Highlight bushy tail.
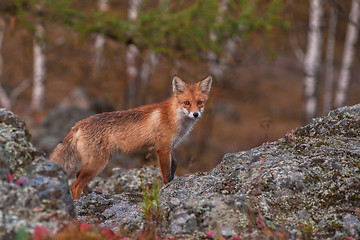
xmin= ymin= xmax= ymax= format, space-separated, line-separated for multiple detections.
xmin=50 ymin=135 xmax=80 ymax=177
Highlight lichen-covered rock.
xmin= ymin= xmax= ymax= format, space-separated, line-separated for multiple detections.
xmin=88 ymin=166 xmax=163 ymax=195
xmin=0 ymin=109 xmax=74 ymax=240
xmin=74 ymin=166 xmax=162 ymax=235
xmin=158 ymin=104 xmax=360 ymax=239
xmin=75 ymin=192 xmax=143 ymax=235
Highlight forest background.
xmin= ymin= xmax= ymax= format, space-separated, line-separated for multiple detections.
xmin=0 ymin=0 xmax=359 ymax=173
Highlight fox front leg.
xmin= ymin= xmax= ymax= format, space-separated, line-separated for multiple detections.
xmin=156 ymin=148 xmax=173 ymax=184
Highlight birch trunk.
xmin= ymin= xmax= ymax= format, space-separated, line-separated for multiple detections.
xmin=334 ymin=0 xmax=360 ymax=108
xmin=139 ymin=0 xmax=164 ymax=91
xmin=93 ymin=0 xmax=108 ymax=73
xmin=207 ymin=0 xmax=235 ymax=81
xmin=323 ymin=5 xmax=337 ymax=114
xmin=126 ymin=0 xmax=143 ymax=107
xmin=140 ymin=51 xmax=159 ymax=86
xmin=0 ymin=16 xmax=11 ymax=110
xmin=30 ymin=21 xmax=46 ymax=111
xmin=303 ymin=0 xmax=324 ymax=123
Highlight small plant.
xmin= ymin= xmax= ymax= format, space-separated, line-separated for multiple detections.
xmin=298 ymin=220 xmax=314 ymax=240
xmin=140 ymin=180 xmax=165 ymax=239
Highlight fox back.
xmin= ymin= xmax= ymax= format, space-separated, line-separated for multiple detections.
xmin=50 ymin=75 xmax=212 ymax=199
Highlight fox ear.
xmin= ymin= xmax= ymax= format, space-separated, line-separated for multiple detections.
xmin=198 ymin=75 xmax=212 ymax=94
xmin=172 ymin=76 xmax=186 ymax=94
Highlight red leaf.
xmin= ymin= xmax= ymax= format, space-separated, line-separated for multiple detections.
xmin=256 ymin=218 xmax=265 ymax=227
xmin=33 ymin=226 xmax=52 ymax=240
xmin=7 ymin=171 xmax=13 ymax=182
xmin=79 ymin=223 xmax=89 ymax=231
xmin=232 ymin=236 xmax=244 ymax=240
xmin=206 ymin=231 xmax=215 ymax=238
xmin=103 ymin=228 xmax=115 ymax=239
xmin=14 ymin=177 xmax=28 ymax=186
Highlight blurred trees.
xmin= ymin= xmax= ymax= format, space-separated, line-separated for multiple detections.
xmin=0 ymin=0 xmax=286 ymax=111
xmin=303 ymin=0 xmax=323 ymax=123
xmin=302 ymin=0 xmax=360 ymax=122
xmin=30 ymin=20 xmax=46 ymax=111
xmin=334 ymin=0 xmax=360 ymax=108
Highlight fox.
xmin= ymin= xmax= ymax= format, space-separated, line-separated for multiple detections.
xmin=50 ymin=75 xmax=212 ymax=199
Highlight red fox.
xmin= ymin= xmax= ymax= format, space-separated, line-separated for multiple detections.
xmin=50 ymin=75 xmax=212 ymax=199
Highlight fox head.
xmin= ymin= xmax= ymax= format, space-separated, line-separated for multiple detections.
xmin=172 ymin=75 xmax=212 ymax=119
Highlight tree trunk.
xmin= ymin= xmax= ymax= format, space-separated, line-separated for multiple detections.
xmin=323 ymin=4 xmax=337 ymax=114
xmin=334 ymin=0 xmax=360 ymax=108
xmin=303 ymin=0 xmax=324 ymax=123
xmin=0 ymin=16 xmax=11 ymax=110
xmin=93 ymin=0 xmax=108 ymax=74
xmin=30 ymin=21 xmax=46 ymax=111
xmin=207 ymin=0 xmax=235 ymax=81
xmin=126 ymin=0 xmax=143 ymax=108
xmin=139 ymin=51 xmax=160 ymax=104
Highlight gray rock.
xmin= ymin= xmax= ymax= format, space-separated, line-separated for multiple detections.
xmin=156 ymin=104 xmax=360 ymax=239
xmin=0 ymin=109 xmax=74 ymax=240
xmin=75 ymin=192 xmax=143 ymax=235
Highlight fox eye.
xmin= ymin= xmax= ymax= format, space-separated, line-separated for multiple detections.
xmin=197 ymin=100 xmax=203 ymax=105
xmin=184 ymin=101 xmax=190 ymax=106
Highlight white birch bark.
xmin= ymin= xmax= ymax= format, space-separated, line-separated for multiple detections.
xmin=334 ymin=0 xmax=360 ymax=108
xmin=126 ymin=0 xmax=143 ymax=107
xmin=138 ymin=0 xmax=166 ymax=95
xmin=30 ymin=21 xmax=46 ymax=111
xmin=93 ymin=0 xmax=108 ymax=71
xmin=207 ymin=0 xmax=235 ymax=81
xmin=323 ymin=5 xmax=337 ymax=114
xmin=303 ymin=0 xmax=324 ymax=123
xmin=0 ymin=16 xmax=11 ymax=110
xmin=140 ymin=51 xmax=159 ymax=86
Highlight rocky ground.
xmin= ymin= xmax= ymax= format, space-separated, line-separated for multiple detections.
xmin=0 ymin=105 xmax=359 ymax=239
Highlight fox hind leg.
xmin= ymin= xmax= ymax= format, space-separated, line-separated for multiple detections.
xmin=75 ymin=171 xmax=92 ymax=195
xmin=71 ymin=166 xmax=100 ymax=200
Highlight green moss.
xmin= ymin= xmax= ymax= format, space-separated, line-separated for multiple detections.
xmin=331 ymin=221 xmax=342 ymax=229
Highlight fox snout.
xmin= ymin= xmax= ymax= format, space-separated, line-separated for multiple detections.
xmin=189 ymin=110 xmax=201 ymax=119
xmin=181 ymin=107 xmax=203 ymax=119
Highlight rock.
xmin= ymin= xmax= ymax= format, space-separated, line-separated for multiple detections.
xmin=73 ymin=166 xmax=162 ymax=235
xmin=75 ymin=193 xmax=143 ymax=235
xmin=157 ymin=104 xmax=360 ymax=239
xmin=0 ymin=109 xmax=74 ymax=240
xmin=87 ymin=166 xmax=163 ymax=195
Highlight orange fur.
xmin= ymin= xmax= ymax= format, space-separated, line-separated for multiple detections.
xmin=50 ymin=76 xmax=212 ymax=199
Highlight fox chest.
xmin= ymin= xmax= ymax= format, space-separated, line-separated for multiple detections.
xmin=171 ymin=118 xmax=197 ymax=148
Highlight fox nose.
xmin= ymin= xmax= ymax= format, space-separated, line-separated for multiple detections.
xmin=193 ymin=112 xmax=199 ymax=118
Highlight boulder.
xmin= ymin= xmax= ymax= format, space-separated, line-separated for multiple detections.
xmin=158 ymin=104 xmax=360 ymax=239
xmin=0 ymin=109 xmax=74 ymax=240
